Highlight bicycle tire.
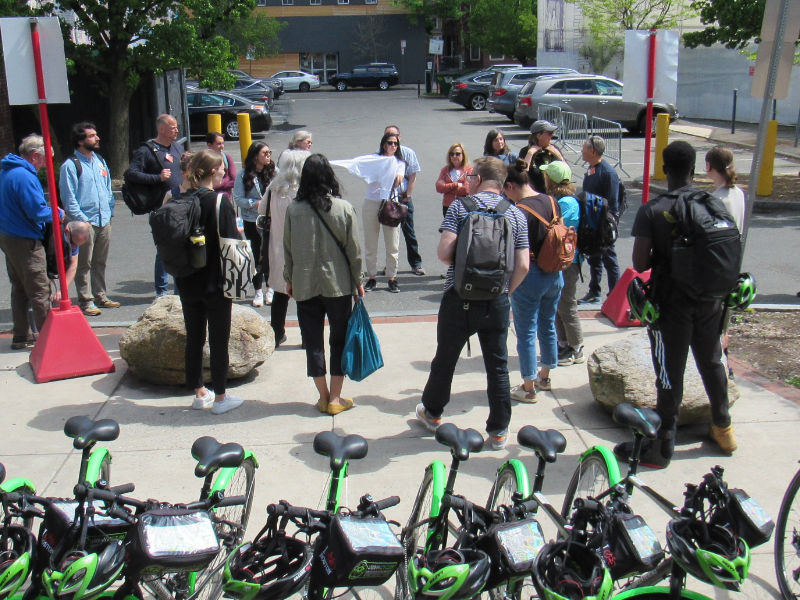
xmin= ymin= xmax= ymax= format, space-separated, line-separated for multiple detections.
xmin=776 ymin=466 xmax=800 ymax=600
xmin=341 ymin=585 xmax=394 ymax=600
xmin=561 ymin=452 xmax=612 ymax=519
xmin=486 ymin=462 xmax=526 ymax=512
xmin=611 ymin=586 xmax=713 ymax=600
xmin=396 ymin=466 xmax=440 ymax=600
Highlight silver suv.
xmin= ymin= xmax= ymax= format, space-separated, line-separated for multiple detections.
xmin=486 ymin=67 xmax=577 ymax=120
xmin=514 ymin=73 xmax=678 ymax=134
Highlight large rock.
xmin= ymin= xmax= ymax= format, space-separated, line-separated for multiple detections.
xmin=587 ymin=330 xmax=739 ymax=425
xmin=119 ymin=296 xmax=274 ymax=385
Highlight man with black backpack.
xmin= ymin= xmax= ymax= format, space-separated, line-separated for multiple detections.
xmin=415 ymin=157 xmax=529 ymax=451
xmin=615 ymin=141 xmax=740 ymax=469
xmin=124 ymin=114 xmax=184 ymax=298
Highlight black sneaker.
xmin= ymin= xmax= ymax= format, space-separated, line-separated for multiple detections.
xmin=364 ymin=278 xmax=377 ymax=292
xmin=578 ymin=293 xmax=600 ymax=304
xmin=388 ymin=279 xmax=400 ymax=293
xmin=558 ymin=346 xmax=576 ymax=366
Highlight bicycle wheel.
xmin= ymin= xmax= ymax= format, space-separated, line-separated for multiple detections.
xmin=561 ymin=452 xmax=612 ymax=519
xmin=486 ymin=462 xmax=527 ymax=512
xmin=776 ymin=467 xmax=800 ymax=600
xmin=611 ymin=586 xmax=713 ymax=600
xmin=342 ymin=585 xmax=395 ymax=600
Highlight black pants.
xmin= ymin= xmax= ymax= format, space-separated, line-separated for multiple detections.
xmin=400 ymin=197 xmax=422 ymax=269
xmin=243 ymin=220 xmax=264 ymax=289
xmin=647 ymin=287 xmax=730 ymax=434
xmin=271 ymin=291 xmax=290 ymax=341
xmin=296 ymin=295 xmax=352 ymax=377
xmin=180 ymin=291 xmax=232 ymax=396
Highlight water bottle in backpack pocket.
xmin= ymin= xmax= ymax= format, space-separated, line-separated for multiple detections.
xmin=149 ymin=190 xmax=205 ymax=278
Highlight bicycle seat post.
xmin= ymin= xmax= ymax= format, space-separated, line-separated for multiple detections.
xmin=626 ymin=432 xmax=646 ymax=493
xmin=78 ymin=441 xmax=96 ymax=485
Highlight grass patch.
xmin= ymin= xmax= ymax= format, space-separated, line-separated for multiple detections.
xmin=786 ymin=376 xmax=800 ymax=389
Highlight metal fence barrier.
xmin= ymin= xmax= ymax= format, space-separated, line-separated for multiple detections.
xmin=560 ymin=111 xmax=589 ymax=154
xmin=537 ymin=104 xmax=562 ymax=138
xmin=589 ymin=116 xmax=629 ymax=177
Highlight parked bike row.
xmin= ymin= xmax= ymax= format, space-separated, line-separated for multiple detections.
xmin=1 ymin=403 xmax=793 ymax=600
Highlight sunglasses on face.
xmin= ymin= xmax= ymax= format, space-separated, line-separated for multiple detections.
xmin=385 ymin=141 xmax=399 ymax=146
xmin=449 ymin=151 xmax=463 ymax=156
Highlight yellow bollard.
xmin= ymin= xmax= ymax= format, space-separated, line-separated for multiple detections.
xmin=757 ymin=120 xmax=778 ymax=196
xmin=237 ymin=113 xmax=252 ymax=163
xmin=653 ymin=113 xmax=670 ymax=180
xmin=207 ymin=114 xmax=222 ymax=137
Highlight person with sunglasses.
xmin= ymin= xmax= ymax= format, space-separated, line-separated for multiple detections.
xmin=435 ymin=143 xmax=473 ymax=217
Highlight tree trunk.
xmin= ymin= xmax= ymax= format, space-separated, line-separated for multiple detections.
xmin=107 ymin=74 xmax=134 ymax=178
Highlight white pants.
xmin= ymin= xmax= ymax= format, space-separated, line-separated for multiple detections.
xmin=362 ymin=200 xmax=399 ymax=279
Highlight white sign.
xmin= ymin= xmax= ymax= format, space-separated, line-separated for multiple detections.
xmin=400 ymin=39 xmax=407 ymax=49
xmin=0 ymin=17 xmax=70 ymax=105
xmin=622 ymin=30 xmax=679 ymax=106
xmin=428 ymin=38 xmax=444 ymax=56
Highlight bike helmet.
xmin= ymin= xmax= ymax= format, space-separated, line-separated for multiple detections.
xmin=41 ymin=540 xmax=126 ymax=600
xmin=0 ymin=525 xmax=35 ymax=599
xmin=408 ymin=548 xmax=490 ymax=600
xmin=666 ymin=517 xmax=750 ymax=591
xmin=532 ymin=540 xmax=612 ymax=600
xmin=726 ymin=273 xmax=756 ymax=311
xmin=627 ymin=277 xmax=659 ymax=325
xmin=223 ymin=537 xmax=313 ymax=600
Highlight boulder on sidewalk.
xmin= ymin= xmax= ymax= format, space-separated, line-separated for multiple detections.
xmin=119 ymin=296 xmax=274 ymax=385
xmin=587 ymin=330 xmax=739 ymax=425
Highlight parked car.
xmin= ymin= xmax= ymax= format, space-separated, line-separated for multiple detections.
xmin=228 ymin=69 xmax=284 ymax=98
xmin=269 ymin=70 xmax=320 ymax=92
xmin=230 ymin=79 xmax=275 ymax=106
xmin=186 ymin=90 xmax=271 ymax=140
xmin=513 ymin=73 xmax=679 ymax=134
xmin=448 ymin=69 xmax=495 ymax=111
xmin=486 ymin=67 xmax=577 ymax=120
xmin=328 ymin=63 xmax=399 ymax=91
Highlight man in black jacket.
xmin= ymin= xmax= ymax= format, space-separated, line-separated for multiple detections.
xmin=125 ymin=114 xmax=184 ymax=298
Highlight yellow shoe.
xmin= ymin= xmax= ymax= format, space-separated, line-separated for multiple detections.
xmin=710 ymin=424 xmax=738 ymax=455
xmin=316 ymin=398 xmax=328 ymax=413
xmin=95 ymin=298 xmax=121 ymax=308
xmin=327 ymin=398 xmax=354 ymax=415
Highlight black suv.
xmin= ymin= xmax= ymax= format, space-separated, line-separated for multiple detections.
xmin=328 ymin=63 xmax=400 ymax=91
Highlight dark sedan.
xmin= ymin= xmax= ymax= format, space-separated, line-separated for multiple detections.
xmin=186 ymin=90 xmax=271 ymax=140
xmin=230 ymin=79 xmax=274 ymax=106
xmin=448 ymin=70 xmax=495 ymax=111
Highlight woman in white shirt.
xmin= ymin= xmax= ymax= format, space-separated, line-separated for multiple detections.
xmin=706 ymin=145 xmax=745 ymax=230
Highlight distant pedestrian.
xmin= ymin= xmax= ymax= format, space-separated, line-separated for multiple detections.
xmin=206 ymin=132 xmax=236 ymax=201
xmin=706 ymin=146 xmax=744 ymax=230
xmin=59 ymin=122 xmax=119 ymax=316
xmin=233 ymin=141 xmax=275 ymax=308
xmin=262 ymin=149 xmax=311 ymax=346
xmin=51 ymin=220 xmax=91 ymax=304
xmin=284 ymin=154 xmax=364 ymax=415
xmin=519 ymin=120 xmax=564 ymax=194
xmin=0 ymin=135 xmax=52 ymax=349
xmin=384 ymin=125 xmax=424 ymax=276
xmin=483 ymin=130 xmax=518 ymax=166
xmin=177 ymin=149 xmax=243 ymax=415
xmin=125 ymin=114 xmax=184 ymax=298
xmin=435 ymin=143 xmax=472 ymax=217
xmin=579 ymin=135 xmax=621 ymax=303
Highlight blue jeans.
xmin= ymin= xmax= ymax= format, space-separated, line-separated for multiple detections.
xmin=422 ymin=289 xmax=512 ymax=434
xmin=511 ymin=265 xmax=563 ymax=381
xmin=587 ymin=245 xmax=620 ymax=297
xmin=401 ymin=197 xmax=422 ymax=269
xmin=154 ymin=249 xmax=170 ymax=296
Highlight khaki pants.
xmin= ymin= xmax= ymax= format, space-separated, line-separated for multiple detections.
xmin=362 ymin=201 xmax=399 ymax=279
xmin=76 ymin=222 xmax=112 ymax=307
xmin=0 ymin=233 xmax=50 ymax=341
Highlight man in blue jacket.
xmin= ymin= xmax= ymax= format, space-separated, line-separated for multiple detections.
xmin=0 ymin=135 xmax=53 ymax=349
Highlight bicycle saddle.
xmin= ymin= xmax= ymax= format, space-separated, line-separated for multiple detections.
xmin=613 ymin=403 xmax=660 ymax=439
xmin=64 ymin=416 xmax=121 ymax=449
xmin=191 ymin=436 xmax=245 ymax=477
xmin=313 ymin=431 xmax=367 ymax=472
xmin=517 ymin=426 xmax=566 ymax=463
xmin=435 ymin=424 xmax=484 ymax=461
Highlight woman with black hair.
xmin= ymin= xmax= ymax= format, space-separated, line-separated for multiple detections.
xmin=233 ymin=141 xmax=276 ymax=307
xmin=483 ymin=129 xmax=518 ymax=166
xmin=284 ymin=154 xmax=364 ymax=415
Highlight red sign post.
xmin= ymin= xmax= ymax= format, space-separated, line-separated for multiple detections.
xmin=640 ymin=29 xmax=657 ymax=206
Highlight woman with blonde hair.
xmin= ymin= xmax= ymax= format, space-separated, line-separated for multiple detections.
xmin=261 ymin=149 xmax=311 ymax=346
xmin=706 ymin=145 xmax=744 ymax=230
xmin=177 ymin=149 xmax=243 ymax=414
xmin=435 ymin=143 xmax=473 ymax=217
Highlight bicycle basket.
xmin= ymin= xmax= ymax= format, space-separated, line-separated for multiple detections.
xmin=128 ymin=508 xmax=219 ymax=573
xmin=311 ymin=514 xmax=403 ymax=586
xmin=713 ymin=488 xmax=774 ymax=548
xmin=479 ymin=518 xmax=545 ymax=587
xmin=600 ymin=511 xmax=663 ymax=580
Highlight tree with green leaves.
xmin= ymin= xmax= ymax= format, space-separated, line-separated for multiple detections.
xmin=468 ymin=0 xmax=537 ymax=65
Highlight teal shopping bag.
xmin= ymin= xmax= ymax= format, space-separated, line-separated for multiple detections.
xmin=341 ymin=300 xmax=384 ymax=381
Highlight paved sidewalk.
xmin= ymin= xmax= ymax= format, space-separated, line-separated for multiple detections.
xmin=1 ymin=311 xmax=799 ymax=598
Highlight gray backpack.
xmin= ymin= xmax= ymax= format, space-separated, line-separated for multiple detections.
xmin=454 ymin=196 xmax=514 ymax=300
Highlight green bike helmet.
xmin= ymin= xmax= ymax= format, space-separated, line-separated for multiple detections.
xmin=223 ymin=536 xmax=313 ymax=600
xmin=666 ymin=517 xmax=750 ymax=591
xmin=532 ymin=541 xmax=613 ymax=600
xmin=0 ymin=525 xmax=35 ymax=599
xmin=408 ymin=548 xmax=490 ymax=600
xmin=627 ymin=277 xmax=659 ymax=325
xmin=41 ymin=541 xmax=126 ymax=600
xmin=726 ymin=273 xmax=756 ymax=311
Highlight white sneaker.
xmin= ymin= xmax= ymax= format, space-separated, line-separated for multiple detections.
xmin=192 ymin=390 xmax=215 ymax=410
xmin=252 ymin=290 xmax=264 ymax=307
xmin=265 ymin=288 xmax=274 ymax=305
xmin=211 ymin=394 xmax=244 ymax=415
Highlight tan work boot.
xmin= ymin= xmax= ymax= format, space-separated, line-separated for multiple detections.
xmin=710 ymin=424 xmax=738 ymax=455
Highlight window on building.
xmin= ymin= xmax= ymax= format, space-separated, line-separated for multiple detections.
xmin=488 ymin=54 xmax=505 ymax=61
xmin=310 ymin=0 xmax=321 ymax=4
xmin=257 ymin=0 xmax=267 ymax=5
xmin=365 ymin=0 xmax=378 ymax=4
xmin=282 ymin=0 xmax=293 ymax=4
xmin=338 ymin=0 xmax=349 ymax=4
xmin=469 ymin=45 xmax=480 ymax=61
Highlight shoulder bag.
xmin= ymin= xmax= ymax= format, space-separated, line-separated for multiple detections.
xmin=257 ymin=189 xmax=271 ymax=281
xmin=216 ymin=194 xmax=256 ymax=299
xmin=377 ymin=189 xmax=408 ymax=227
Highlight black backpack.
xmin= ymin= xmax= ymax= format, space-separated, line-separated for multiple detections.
xmin=576 ymin=191 xmax=618 ymax=257
xmin=149 ymin=190 xmax=204 ymax=278
xmin=453 ymin=196 xmax=514 ymax=300
xmin=122 ymin=142 xmax=169 ymax=215
xmin=669 ymin=190 xmax=741 ymax=300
